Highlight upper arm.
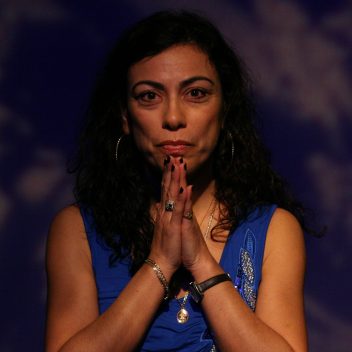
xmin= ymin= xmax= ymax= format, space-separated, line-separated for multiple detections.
xmin=255 ymin=208 xmax=307 ymax=351
xmin=45 ymin=205 xmax=99 ymax=352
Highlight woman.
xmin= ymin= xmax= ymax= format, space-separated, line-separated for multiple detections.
xmin=46 ymin=11 xmax=307 ymax=351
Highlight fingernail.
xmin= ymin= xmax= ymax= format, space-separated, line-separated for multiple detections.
xmin=171 ymin=164 xmax=175 ymax=172
xmin=164 ymin=155 xmax=170 ymax=166
xmin=179 ymin=187 xmax=184 ymax=194
xmin=184 ymin=163 xmax=187 ymax=171
xmin=179 ymin=157 xmax=183 ymax=164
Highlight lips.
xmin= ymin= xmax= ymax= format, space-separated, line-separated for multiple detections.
xmin=157 ymin=140 xmax=192 ymax=156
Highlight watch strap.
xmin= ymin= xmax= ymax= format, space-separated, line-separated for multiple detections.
xmin=197 ymin=273 xmax=232 ymax=293
xmin=189 ymin=273 xmax=232 ymax=303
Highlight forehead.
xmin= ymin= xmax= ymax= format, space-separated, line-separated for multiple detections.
xmin=127 ymin=44 xmax=219 ymax=85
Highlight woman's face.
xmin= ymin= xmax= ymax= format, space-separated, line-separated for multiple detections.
xmin=124 ymin=44 xmax=223 ymax=174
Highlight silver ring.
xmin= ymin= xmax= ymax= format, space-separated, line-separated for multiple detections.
xmin=165 ymin=200 xmax=175 ymax=212
xmin=183 ymin=211 xmax=193 ymax=220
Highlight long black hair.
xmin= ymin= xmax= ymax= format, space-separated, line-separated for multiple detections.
xmin=70 ymin=10 xmax=313 ymax=273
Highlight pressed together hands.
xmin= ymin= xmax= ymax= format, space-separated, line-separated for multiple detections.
xmin=45 ymin=158 xmax=306 ymax=352
xmin=149 ymin=156 xmax=220 ymax=281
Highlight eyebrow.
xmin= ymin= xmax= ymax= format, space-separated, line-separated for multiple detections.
xmin=131 ymin=76 xmax=215 ymax=92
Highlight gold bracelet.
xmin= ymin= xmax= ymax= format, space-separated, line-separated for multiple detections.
xmin=145 ymin=258 xmax=169 ymax=300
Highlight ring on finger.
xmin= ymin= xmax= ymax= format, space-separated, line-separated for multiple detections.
xmin=183 ymin=210 xmax=193 ymax=220
xmin=165 ymin=199 xmax=176 ymax=212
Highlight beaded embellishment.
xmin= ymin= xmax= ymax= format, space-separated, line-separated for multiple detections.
xmin=201 ymin=328 xmax=217 ymax=351
xmin=234 ymin=229 xmax=257 ymax=311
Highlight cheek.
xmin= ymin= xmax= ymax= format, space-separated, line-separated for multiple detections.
xmin=202 ymin=115 xmax=222 ymax=150
xmin=129 ymin=123 xmax=150 ymax=148
xmin=200 ymin=109 xmax=222 ymax=135
xmin=125 ymin=107 xmax=151 ymax=136
xmin=125 ymin=114 xmax=157 ymax=153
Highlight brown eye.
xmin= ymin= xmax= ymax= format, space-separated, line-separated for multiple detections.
xmin=145 ymin=92 xmax=156 ymax=100
xmin=134 ymin=91 xmax=161 ymax=105
xmin=190 ymin=89 xmax=204 ymax=97
xmin=186 ymin=88 xmax=209 ymax=102
xmin=138 ymin=91 xmax=156 ymax=101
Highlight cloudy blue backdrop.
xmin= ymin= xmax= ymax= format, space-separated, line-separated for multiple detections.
xmin=0 ymin=1 xmax=351 ymax=351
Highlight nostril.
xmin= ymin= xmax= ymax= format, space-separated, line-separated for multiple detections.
xmin=162 ymin=114 xmax=187 ymax=130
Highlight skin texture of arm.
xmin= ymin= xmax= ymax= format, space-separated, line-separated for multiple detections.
xmin=166 ymin=158 xmax=307 ymax=351
xmin=46 ymin=159 xmax=307 ymax=351
xmin=45 ymin=205 xmax=176 ymax=352
xmin=45 ymin=161 xmax=186 ymax=351
xmin=190 ymin=208 xmax=307 ymax=352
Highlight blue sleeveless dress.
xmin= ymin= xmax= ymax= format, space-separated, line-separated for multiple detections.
xmin=81 ymin=204 xmax=277 ymax=351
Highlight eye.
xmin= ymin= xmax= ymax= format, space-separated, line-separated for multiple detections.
xmin=186 ymin=88 xmax=209 ymax=101
xmin=137 ymin=91 xmax=156 ymax=101
xmin=190 ymin=89 xmax=204 ymax=97
xmin=134 ymin=91 xmax=160 ymax=105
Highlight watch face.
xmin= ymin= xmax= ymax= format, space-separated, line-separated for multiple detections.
xmin=189 ymin=283 xmax=202 ymax=303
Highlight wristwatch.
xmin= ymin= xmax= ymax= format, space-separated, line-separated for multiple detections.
xmin=189 ymin=273 xmax=232 ymax=303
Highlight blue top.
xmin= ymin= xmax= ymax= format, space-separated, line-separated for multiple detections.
xmin=81 ymin=204 xmax=277 ymax=351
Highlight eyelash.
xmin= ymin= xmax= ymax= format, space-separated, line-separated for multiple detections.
xmin=134 ymin=91 xmax=158 ymax=102
xmin=187 ymin=88 xmax=208 ymax=99
xmin=133 ymin=88 xmax=210 ymax=104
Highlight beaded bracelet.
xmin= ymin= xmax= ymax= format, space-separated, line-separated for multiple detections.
xmin=145 ymin=258 xmax=169 ymax=300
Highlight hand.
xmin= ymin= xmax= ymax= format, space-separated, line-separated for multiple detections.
xmin=180 ymin=184 xmax=216 ymax=274
xmin=149 ymin=156 xmax=216 ymax=279
xmin=177 ymin=160 xmax=219 ymax=277
xmin=148 ymin=156 xmax=186 ymax=277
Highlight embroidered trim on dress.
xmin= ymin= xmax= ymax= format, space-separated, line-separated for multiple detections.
xmin=234 ymin=229 xmax=257 ymax=311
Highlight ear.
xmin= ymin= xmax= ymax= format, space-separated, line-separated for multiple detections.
xmin=121 ymin=111 xmax=131 ymax=135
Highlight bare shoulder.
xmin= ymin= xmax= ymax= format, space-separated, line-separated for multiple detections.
xmin=260 ymin=207 xmax=306 ymax=298
xmin=46 ymin=204 xmax=92 ymax=272
xmin=48 ymin=204 xmax=85 ymax=241
xmin=255 ymin=208 xmax=307 ymax=350
xmin=268 ymin=207 xmax=303 ymax=236
xmin=263 ymin=207 xmax=305 ymax=267
xmin=46 ymin=206 xmax=99 ymax=351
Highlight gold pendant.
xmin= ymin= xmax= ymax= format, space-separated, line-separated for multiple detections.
xmin=176 ymin=308 xmax=189 ymax=324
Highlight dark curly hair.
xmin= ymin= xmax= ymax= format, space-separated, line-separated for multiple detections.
xmin=69 ymin=10 xmax=312 ymax=274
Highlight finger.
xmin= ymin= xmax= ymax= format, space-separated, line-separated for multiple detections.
xmin=170 ymin=179 xmax=187 ymax=226
xmin=167 ymin=158 xmax=181 ymax=203
xmin=182 ymin=185 xmax=194 ymax=227
xmin=165 ymin=157 xmax=186 ymax=224
xmin=160 ymin=155 xmax=171 ymax=207
xmin=162 ymin=157 xmax=180 ymax=219
xmin=179 ymin=157 xmax=187 ymax=191
xmin=154 ymin=202 xmax=161 ymax=222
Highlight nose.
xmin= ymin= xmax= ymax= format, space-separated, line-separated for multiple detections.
xmin=162 ymin=98 xmax=186 ymax=131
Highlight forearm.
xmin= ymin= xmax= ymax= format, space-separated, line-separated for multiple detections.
xmin=202 ymin=284 xmax=295 ymax=351
xmin=56 ymin=263 xmax=172 ymax=352
xmin=191 ymin=261 xmax=297 ymax=352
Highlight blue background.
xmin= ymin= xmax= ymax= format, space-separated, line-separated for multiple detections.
xmin=0 ymin=1 xmax=351 ymax=351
